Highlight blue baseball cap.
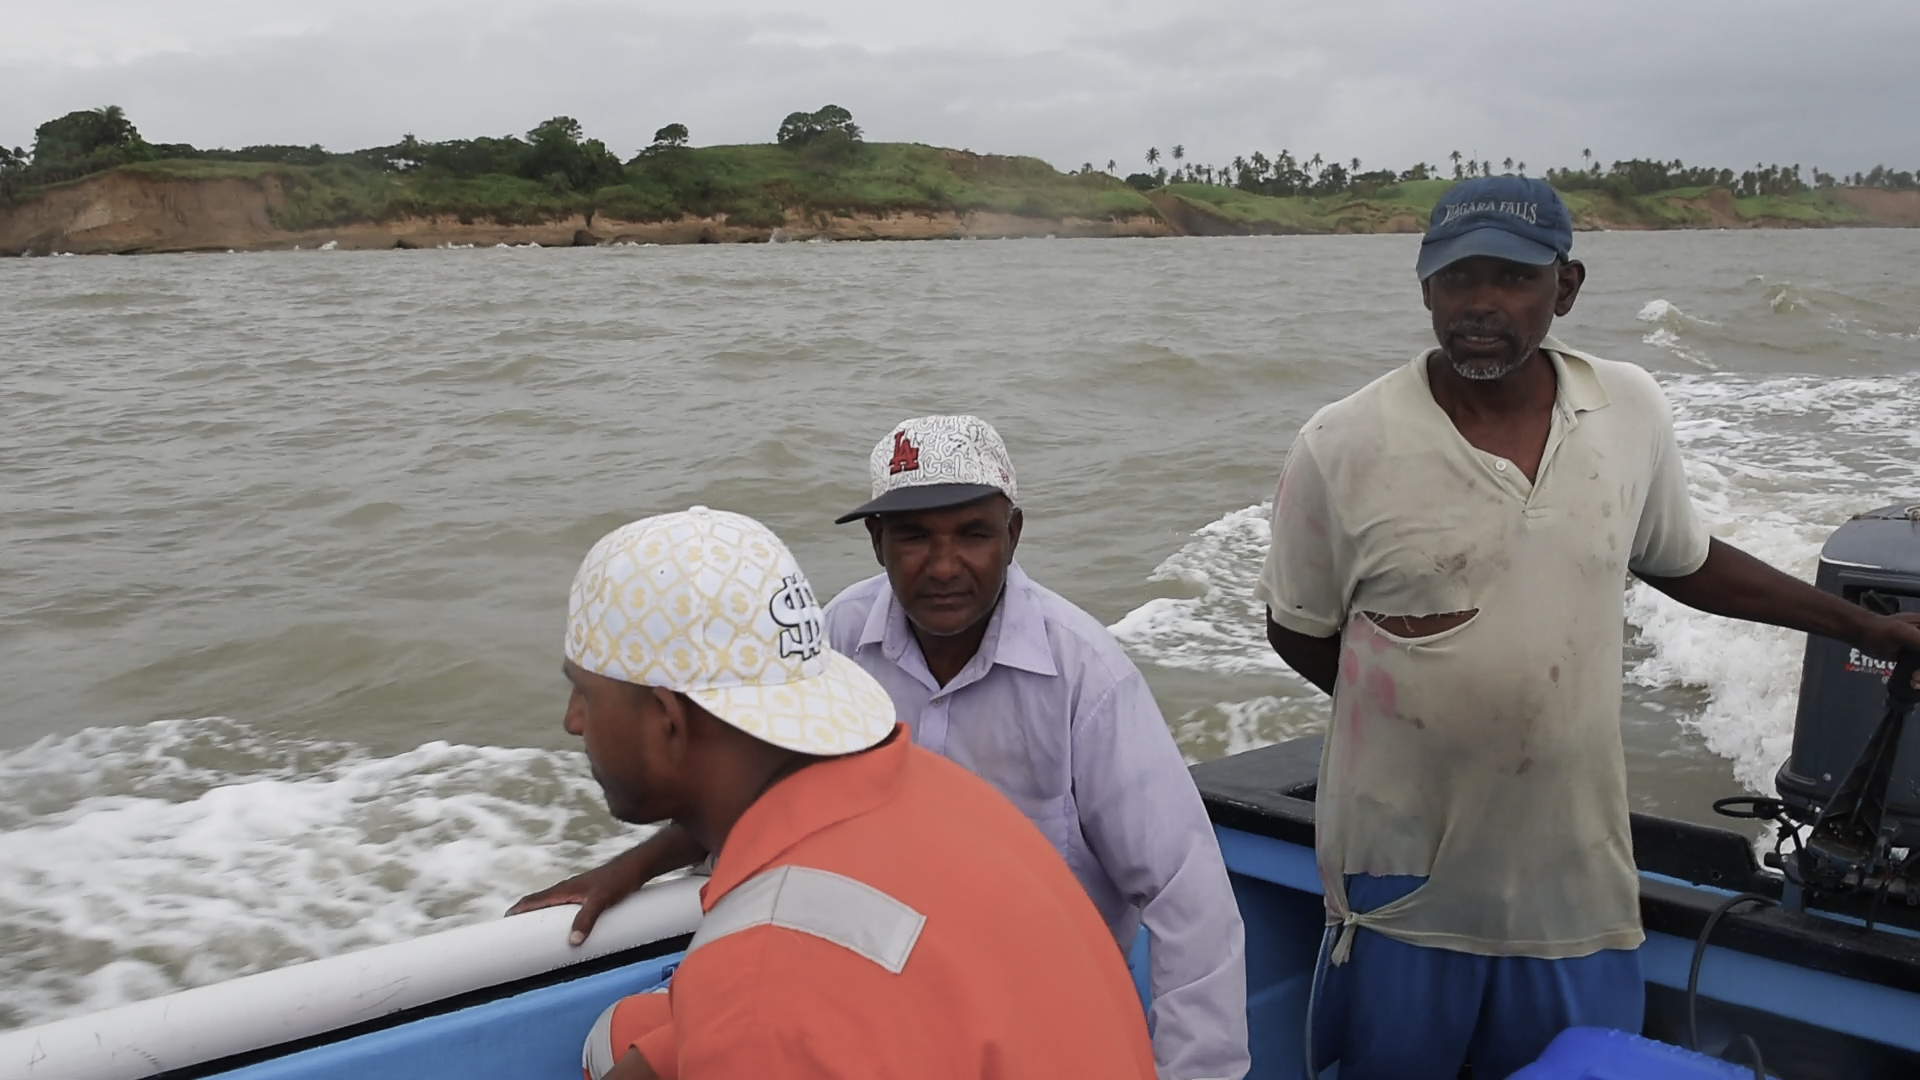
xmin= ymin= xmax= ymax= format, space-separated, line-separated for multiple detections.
xmin=1416 ymin=176 xmax=1574 ymax=280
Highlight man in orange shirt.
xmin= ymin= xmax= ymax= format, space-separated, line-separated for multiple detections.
xmin=558 ymin=506 xmax=1156 ymax=1080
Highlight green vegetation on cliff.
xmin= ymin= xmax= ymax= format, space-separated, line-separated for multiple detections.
xmin=3 ymin=105 xmax=1155 ymax=230
xmin=107 ymin=143 xmax=1151 ymax=231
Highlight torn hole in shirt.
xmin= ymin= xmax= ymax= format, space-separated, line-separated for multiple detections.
xmin=1363 ymin=610 xmax=1480 ymax=638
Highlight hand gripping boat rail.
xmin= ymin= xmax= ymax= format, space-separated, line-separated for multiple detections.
xmin=0 ymin=877 xmax=704 ymax=1080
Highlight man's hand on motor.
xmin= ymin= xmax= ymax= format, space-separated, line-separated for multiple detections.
xmin=506 ymin=822 xmax=704 ymax=945
xmin=1857 ymin=612 xmax=1920 ymax=689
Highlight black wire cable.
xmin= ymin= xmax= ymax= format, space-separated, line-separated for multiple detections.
xmin=1726 ymin=1033 xmax=1768 ymax=1080
xmin=1687 ymin=891 xmax=1778 ymax=1074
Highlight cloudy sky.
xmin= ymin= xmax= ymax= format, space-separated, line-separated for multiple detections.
xmin=5 ymin=0 xmax=1915 ymax=176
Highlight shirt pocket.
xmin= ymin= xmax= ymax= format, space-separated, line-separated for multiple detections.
xmin=996 ymin=789 xmax=1075 ymax=853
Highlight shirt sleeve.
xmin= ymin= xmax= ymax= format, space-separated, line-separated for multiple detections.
xmin=1071 ymin=669 xmax=1251 ymax=1080
xmin=1256 ymin=434 xmax=1350 ymax=638
xmin=672 ymin=933 xmax=878 ymax=1080
xmin=1628 ymin=383 xmax=1712 ymax=578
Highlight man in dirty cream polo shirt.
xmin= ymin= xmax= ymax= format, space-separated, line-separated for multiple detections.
xmin=1258 ymin=176 xmax=1920 ymax=1080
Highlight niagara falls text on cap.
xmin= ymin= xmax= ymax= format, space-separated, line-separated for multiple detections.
xmin=1416 ymin=175 xmax=1576 ymax=281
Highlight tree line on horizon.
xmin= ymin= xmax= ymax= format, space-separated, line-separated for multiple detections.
xmin=1104 ymin=143 xmax=1918 ymax=201
xmin=4 ymin=104 xmax=1917 ymax=207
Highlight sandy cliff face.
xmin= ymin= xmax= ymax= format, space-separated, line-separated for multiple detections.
xmin=0 ymin=173 xmax=293 ymax=254
xmin=0 ymin=173 xmax=1172 ymax=255
xmin=1833 ymin=188 xmax=1920 ymax=226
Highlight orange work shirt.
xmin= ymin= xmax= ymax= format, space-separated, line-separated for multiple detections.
xmin=665 ymin=724 xmax=1157 ymax=1079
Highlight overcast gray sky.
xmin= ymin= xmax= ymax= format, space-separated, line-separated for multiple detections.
xmin=5 ymin=0 xmax=1916 ymax=175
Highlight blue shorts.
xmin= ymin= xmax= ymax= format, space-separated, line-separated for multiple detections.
xmin=1312 ymin=875 xmax=1645 ymax=1080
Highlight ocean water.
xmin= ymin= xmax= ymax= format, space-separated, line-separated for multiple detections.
xmin=3 ymin=230 xmax=1917 ymax=1030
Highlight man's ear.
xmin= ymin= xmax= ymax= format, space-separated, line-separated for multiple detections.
xmin=1005 ymin=506 xmax=1023 ymax=559
xmin=864 ymin=516 xmax=885 ymax=566
xmin=651 ymin=687 xmax=693 ymax=763
xmin=1420 ymin=276 xmax=1433 ymax=312
xmin=1554 ymin=259 xmax=1586 ymax=317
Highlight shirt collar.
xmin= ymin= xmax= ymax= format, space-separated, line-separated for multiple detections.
xmin=856 ymin=562 xmax=1059 ymax=682
xmin=702 ymin=724 xmax=911 ymax=909
xmin=1540 ymin=334 xmax=1611 ymax=415
xmin=985 ymin=564 xmax=1058 ymax=677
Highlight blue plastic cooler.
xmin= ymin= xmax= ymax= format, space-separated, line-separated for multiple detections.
xmin=1507 ymin=1027 xmax=1770 ymax=1079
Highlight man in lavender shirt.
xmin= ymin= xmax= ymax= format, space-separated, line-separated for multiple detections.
xmin=823 ymin=414 xmax=1248 ymax=1080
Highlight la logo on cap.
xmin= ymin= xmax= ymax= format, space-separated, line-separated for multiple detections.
xmin=887 ymin=430 xmax=921 ymax=475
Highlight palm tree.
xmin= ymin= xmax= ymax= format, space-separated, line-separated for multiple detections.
xmin=1502 ymin=157 xmax=1514 ymax=173
xmin=1146 ymin=147 xmax=1159 ymax=167
xmin=94 ymin=104 xmax=136 ymax=146
xmin=1516 ymin=161 xmax=1526 ymax=176
xmin=1171 ymin=144 xmax=1185 ymax=164
xmin=1106 ymin=159 xmax=1116 ymax=174
xmin=1449 ymin=149 xmax=1463 ymax=179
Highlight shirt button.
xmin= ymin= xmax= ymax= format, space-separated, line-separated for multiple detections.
xmin=1495 ymin=460 xmax=1509 ymax=472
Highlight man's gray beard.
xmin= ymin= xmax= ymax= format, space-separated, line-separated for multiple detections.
xmin=1449 ymin=348 xmax=1532 ymax=382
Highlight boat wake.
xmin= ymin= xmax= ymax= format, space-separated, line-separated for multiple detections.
xmin=0 ymin=718 xmax=641 ymax=1032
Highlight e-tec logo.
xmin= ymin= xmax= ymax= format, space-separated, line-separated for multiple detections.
xmin=1845 ymin=648 xmax=1898 ymax=678
xmin=769 ymin=573 xmax=824 ymax=660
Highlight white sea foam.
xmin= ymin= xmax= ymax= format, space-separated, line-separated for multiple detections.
xmin=1111 ymin=368 xmax=1920 ymax=794
xmin=0 ymin=718 xmax=641 ymax=1032
xmin=1627 ymin=370 xmax=1920 ymax=790
xmin=1108 ymin=504 xmax=1297 ymax=678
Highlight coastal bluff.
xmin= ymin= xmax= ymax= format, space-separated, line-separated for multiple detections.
xmin=4 ymin=162 xmax=1916 ymax=256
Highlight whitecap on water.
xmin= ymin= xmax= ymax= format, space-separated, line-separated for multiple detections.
xmin=1637 ymin=298 xmax=1719 ymax=369
xmin=0 ymin=717 xmax=644 ymax=1032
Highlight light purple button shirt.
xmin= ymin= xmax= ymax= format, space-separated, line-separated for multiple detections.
xmin=823 ymin=563 xmax=1250 ymax=1080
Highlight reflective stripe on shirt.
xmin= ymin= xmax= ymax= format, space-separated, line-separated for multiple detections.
xmin=689 ymin=864 xmax=926 ymax=975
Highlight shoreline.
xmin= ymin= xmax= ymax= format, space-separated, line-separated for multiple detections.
xmin=4 ymin=169 xmax=1917 ymax=257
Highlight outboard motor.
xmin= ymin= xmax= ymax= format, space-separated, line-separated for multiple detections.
xmin=1766 ymin=505 xmax=1920 ymax=918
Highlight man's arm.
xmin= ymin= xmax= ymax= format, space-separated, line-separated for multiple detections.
xmin=1266 ymin=611 xmax=1341 ymax=695
xmin=1637 ymin=538 xmax=1920 ymax=667
xmin=1073 ymin=670 xmax=1250 ymax=1080
xmin=507 ymin=823 xmax=706 ymax=944
xmin=601 ymin=1049 xmax=661 ymax=1080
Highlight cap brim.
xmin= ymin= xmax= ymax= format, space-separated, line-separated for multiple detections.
xmin=833 ymin=483 xmax=1006 ymax=525
xmin=685 ymin=649 xmax=898 ymax=756
xmin=1416 ymin=228 xmax=1560 ymax=280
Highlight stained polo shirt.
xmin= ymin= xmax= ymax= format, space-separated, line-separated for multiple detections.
xmin=662 ymin=726 xmax=1157 ymax=1079
xmin=1257 ymin=337 xmax=1710 ymax=959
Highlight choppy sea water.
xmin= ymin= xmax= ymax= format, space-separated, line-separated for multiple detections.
xmin=3 ymin=230 xmax=1917 ymax=1029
